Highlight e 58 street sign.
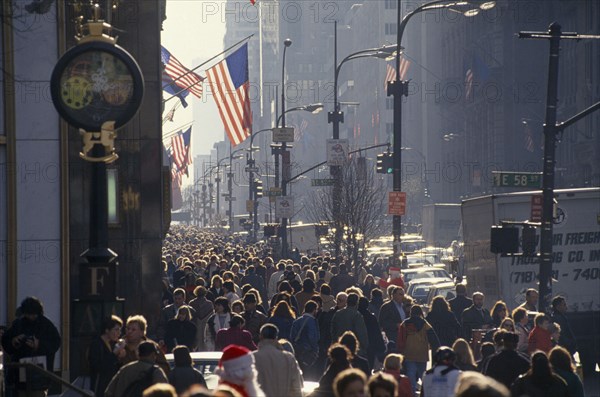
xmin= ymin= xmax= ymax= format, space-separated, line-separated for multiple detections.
xmin=492 ymin=171 xmax=542 ymax=188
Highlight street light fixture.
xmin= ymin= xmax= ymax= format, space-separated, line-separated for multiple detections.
xmin=388 ymin=0 xmax=495 ymax=264
xmin=276 ymin=102 xmax=324 ymax=126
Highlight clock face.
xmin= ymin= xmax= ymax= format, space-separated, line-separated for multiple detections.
xmin=51 ymin=41 xmax=144 ymax=131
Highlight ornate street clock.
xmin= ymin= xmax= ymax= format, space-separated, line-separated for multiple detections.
xmin=51 ymin=18 xmax=144 ymax=162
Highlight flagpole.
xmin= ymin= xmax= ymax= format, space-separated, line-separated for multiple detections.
xmin=163 ymin=121 xmax=195 ymax=141
xmin=162 ymin=34 xmax=254 ymax=104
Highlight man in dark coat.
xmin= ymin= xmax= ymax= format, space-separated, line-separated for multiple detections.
xmin=378 ymin=286 xmax=407 ymax=344
xmin=461 ymin=291 xmax=493 ymax=341
xmin=448 ymin=283 xmax=472 ymax=321
xmin=358 ymin=297 xmax=386 ymax=368
xmin=484 ymin=331 xmax=530 ymax=389
xmin=1 ymin=297 xmax=61 ymax=396
xmin=329 ymin=264 xmax=355 ymax=295
xmin=551 ymin=295 xmax=578 ymax=355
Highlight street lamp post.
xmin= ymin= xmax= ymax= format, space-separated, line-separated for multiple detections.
xmin=388 ymin=0 xmax=495 ymax=264
xmin=328 ymin=21 xmax=397 ymax=258
xmin=280 ymin=38 xmax=293 ymax=258
xmin=246 ymin=128 xmax=274 ymax=241
xmin=227 ymin=148 xmax=245 ymax=229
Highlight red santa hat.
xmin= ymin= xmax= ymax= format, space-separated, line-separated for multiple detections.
xmin=218 ymin=344 xmax=254 ymax=372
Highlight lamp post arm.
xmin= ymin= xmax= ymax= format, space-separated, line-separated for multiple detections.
xmin=334 ymin=49 xmax=393 ymax=112
xmin=285 ymin=142 xmax=390 ymax=185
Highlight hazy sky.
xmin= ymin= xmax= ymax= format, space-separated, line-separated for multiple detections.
xmin=162 ymin=0 xmax=228 ymax=158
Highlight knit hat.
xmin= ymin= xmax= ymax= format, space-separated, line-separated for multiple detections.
xmin=218 ymin=345 xmax=254 ymax=372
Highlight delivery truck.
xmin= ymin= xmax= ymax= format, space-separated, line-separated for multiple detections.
xmin=422 ymin=203 xmax=462 ymax=247
xmin=461 ymin=187 xmax=600 ymax=374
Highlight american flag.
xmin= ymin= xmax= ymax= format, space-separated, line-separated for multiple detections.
xmin=465 ymin=68 xmax=474 ymax=100
xmin=171 ymin=127 xmax=192 ymax=175
xmin=161 ymin=46 xmax=204 ymax=99
xmin=162 ymin=103 xmax=178 ymax=125
xmin=206 ymin=43 xmax=252 ymax=146
xmin=385 ymin=57 xmax=410 ymax=87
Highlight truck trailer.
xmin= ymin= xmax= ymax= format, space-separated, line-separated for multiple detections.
xmin=461 ymin=187 xmax=600 ymax=374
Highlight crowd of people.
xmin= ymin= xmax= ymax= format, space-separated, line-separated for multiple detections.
xmin=0 ymin=225 xmax=587 ymax=397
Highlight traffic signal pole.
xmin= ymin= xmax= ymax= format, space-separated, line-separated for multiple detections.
xmin=519 ymin=23 xmax=600 ymax=312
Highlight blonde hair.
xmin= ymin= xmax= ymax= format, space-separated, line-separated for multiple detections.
xmin=126 ymin=315 xmax=148 ymax=334
xmin=143 ymin=383 xmax=177 ymax=397
xmin=383 ymin=353 xmax=404 ymax=371
xmin=452 ymin=338 xmax=476 ymax=367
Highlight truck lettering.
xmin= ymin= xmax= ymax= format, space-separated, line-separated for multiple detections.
xmin=589 ymin=249 xmax=600 ymax=262
xmin=565 ymin=231 xmax=600 ymax=245
xmin=568 ymin=250 xmax=585 ymax=263
xmin=573 ymin=267 xmax=600 ymax=281
xmin=552 ymin=233 xmax=563 ymax=246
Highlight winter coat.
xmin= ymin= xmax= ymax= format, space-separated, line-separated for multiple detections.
xmin=528 ymin=326 xmax=553 ymax=354
xmin=253 ymin=339 xmax=303 ymax=397
xmin=358 ymin=307 xmax=386 ymax=360
xmin=242 ymin=309 xmax=268 ymax=344
xmin=551 ymin=311 xmax=578 ymax=355
xmin=104 ymin=360 xmax=168 ymax=397
xmin=483 ymin=350 xmax=530 ymax=388
xmin=425 ymin=309 xmax=461 ymax=347
xmin=1 ymin=314 xmax=61 ymax=391
xmin=329 ymin=271 xmax=355 ymax=295
xmin=165 ymin=318 xmax=197 ymax=352
xmin=215 ymin=327 xmax=257 ymax=351
xmin=510 ymin=372 xmax=569 ymax=397
xmin=379 ymin=300 xmax=407 ymax=343
xmin=267 ymin=315 xmax=294 ymax=341
xmin=88 ymin=336 xmax=120 ymax=397
xmin=331 ymin=307 xmax=369 ymax=355
xmin=206 ymin=313 xmax=231 ymax=350
xmin=168 ymin=366 xmax=207 ymax=395
xmin=397 ymin=316 xmax=439 ymax=363
xmin=290 ymin=313 xmax=319 ymax=353
xmin=461 ymin=305 xmax=492 ymax=340
xmin=448 ymin=295 xmax=472 ymax=321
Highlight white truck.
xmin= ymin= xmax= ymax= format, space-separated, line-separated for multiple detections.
xmin=422 ymin=203 xmax=462 ymax=247
xmin=461 ymin=187 xmax=600 ymax=374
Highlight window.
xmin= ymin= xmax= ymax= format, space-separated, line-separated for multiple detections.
xmin=385 ymin=0 xmax=397 ymax=9
xmin=107 ymin=168 xmax=120 ymax=224
xmin=385 ymin=23 xmax=397 ymax=36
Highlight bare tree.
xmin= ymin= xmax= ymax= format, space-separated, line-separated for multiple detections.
xmin=306 ymin=157 xmax=387 ymax=266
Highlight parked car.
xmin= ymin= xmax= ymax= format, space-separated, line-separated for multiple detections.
xmin=407 ymin=278 xmax=452 ymax=304
xmin=402 ymin=267 xmax=453 ymax=286
xmin=425 ymin=281 xmax=458 ymax=307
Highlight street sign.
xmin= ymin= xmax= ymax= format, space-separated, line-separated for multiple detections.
xmin=272 ymin=127 xmax=294 ymax=143
xmin=530 ymin=194 xmax=543 ymax=222
xmin=246 ymin=200 xmax=254 ymax=212
xmin=264 ymin=188 xmax=282 ymax=197
xmin=388 ymin=192 xmax=406 ymax=216
xmin=224 ymin=196 xmax=236 ymax=202
xmin=327 ymin=139 xmax=349 ymax=166
xmin=311 ymin=178 xmax=335 ymax=186
xmin=275 ymin=196 xmax=294 ymax=218
xmin=492 ymin=171 xmax=542 ymax=188
xmin=245 ymin=166 xmax=259 ymax=173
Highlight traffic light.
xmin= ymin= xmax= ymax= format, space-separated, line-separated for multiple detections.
xmin=490 ymin=225 xmax=519 ymax=254
xmin=254 ymin=179 xmax=263 ymax=198
xmin=384 ymin=154 xmax=393 ymax=174
xmin=522 ymin=225 xmax=537 ymax=256
xmin=376 ymin=153 xmax=394 ymax=174
xmin=376 ymin=153 xmax=385 ymax=173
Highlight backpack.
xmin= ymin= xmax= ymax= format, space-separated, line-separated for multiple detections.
xmin=123 ymin=365 xmax=158 ymax=397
